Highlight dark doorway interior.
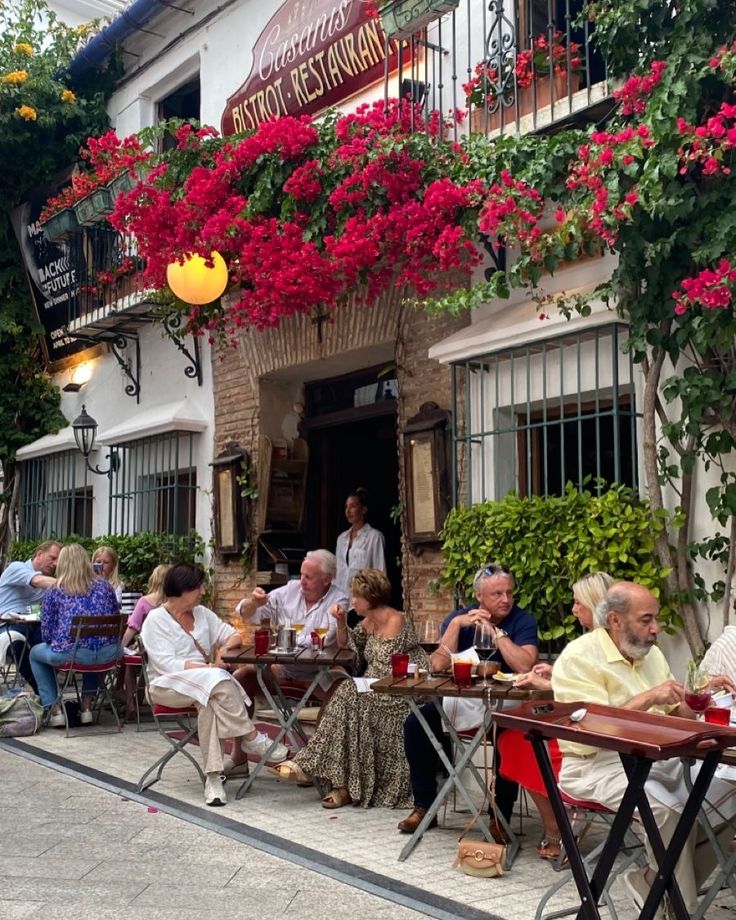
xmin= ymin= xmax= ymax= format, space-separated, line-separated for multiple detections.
xmin=305 ymin=410 xmax=402 ymax=609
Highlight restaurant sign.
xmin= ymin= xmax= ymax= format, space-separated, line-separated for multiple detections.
xmin=10 ymin=174 xmax=94 ymax=369
xmin=221 ymin=0 xmax=395 ymax=134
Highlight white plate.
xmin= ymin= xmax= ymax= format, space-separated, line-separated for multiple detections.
xmin=492 ymin=672 xmax=517 ymax=683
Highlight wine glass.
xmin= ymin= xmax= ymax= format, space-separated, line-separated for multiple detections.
xmin=314 ymin=626 xmax=329 ymax=654
xmin=419 ymin=619 xmax=440 ymax=656
xmin=474 ymin=622 xmax=496 ymax=687
xmin=293 ymin=622 xmax=306 ymax=645
xmin=684 ymin=661 xmax=711 ymax=718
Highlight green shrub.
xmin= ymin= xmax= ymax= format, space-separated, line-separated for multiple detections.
xmin=440 ymin=484 xmax=677 ymax=643
xmin=8 ymin=530 xmax=205 ymax=593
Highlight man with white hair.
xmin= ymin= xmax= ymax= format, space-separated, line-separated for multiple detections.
xmin=552 ymin=580 xmax=735 ymax=918
xmin=233 ymin=550 xmax=348 ymax=744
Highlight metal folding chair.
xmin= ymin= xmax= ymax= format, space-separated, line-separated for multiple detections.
xmin=535 ymin=791 xmax=646 ymax=920
xmin=135 ymin=644 xmax=205 ymax=793
xmin=0 ymin=628 xmax=28 ymax=688
xmin=52 ymin=613 xmax=126 ymax=736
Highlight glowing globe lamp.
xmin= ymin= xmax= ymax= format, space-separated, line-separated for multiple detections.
xmin=166 ymin=251 xmax=228 ymax=305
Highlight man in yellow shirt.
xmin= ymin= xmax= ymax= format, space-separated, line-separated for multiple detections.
xmin=552 ymin=581 xmax=734 ymax=917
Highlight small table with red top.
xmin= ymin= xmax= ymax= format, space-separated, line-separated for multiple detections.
xmin=222 ymin=643 xmax=355 ymax=798
xmin=494 ymin=700 xmax=736 ymax=920
xmin=371 ymin=673 xmax=553 ymax=864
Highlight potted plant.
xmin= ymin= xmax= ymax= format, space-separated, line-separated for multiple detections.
xmin=379 ymin=0 xmax=460 ymax=40
xmin=466 ymin=31 xmax=583 ymax=133
xmin=74 ymin=185 xmax=114 ymax=226
xmin=41 ymin=206 xmax=79 ymax=243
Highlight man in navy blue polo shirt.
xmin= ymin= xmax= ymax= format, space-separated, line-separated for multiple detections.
xmin=398 ymin=564 xmax=538 ymax=835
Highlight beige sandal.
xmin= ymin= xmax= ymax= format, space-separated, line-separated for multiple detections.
xmin=321 ymin=787 xmax=352 ymax=809
xmin=268 ymin=759 xmax=313 ymax=786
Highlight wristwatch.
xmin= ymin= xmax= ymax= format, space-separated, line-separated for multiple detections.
xmin=495 ymin=628 xmax=508 ymax=639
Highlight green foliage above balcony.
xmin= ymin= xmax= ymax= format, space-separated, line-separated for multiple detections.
xmin=439 ymin=485 xmax=677 ymax=645
xmin=0 ymin=0 xmax=116 ymax=551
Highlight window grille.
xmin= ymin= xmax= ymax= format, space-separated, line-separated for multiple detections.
xmin=451 ymin=323 xmax=640 ymax=504
xmin=108 ymin=431 xmax=198 ymax=536
xmin=19 ymin=451 xmax=93 ymax=540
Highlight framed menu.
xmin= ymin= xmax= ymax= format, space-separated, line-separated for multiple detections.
xmin=403 ymin=402 xmax=452 ymax=549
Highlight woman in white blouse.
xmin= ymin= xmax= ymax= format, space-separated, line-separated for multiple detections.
xmin=140 ymin=563 xmax=287 ymax=807
xmin=334 ymin=488 xmax=386 ymax=596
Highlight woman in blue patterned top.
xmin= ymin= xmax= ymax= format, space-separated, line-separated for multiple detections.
xmin=30 ymin=544 xmax=120 ymax=726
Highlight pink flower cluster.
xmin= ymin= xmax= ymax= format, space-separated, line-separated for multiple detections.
xmin=613 ymin=60 xmax=667 ymax=116
xmin=515 ymin=31 xmax=583 ymax=89
xmin=564 ymin=125 xmax=651 ymax=245
xmin=677 ymin=104 xmax=736 ymax=176
xmin=111 ymin=100 xmax=483 ymax=335
xmin=478 ymin=170 xmax=544 ymax=249
xmin=672 ymin=260 xmax=736 ymax=315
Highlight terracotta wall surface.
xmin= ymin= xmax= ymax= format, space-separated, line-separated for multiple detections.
xmin=211 ymin=293 xmax=469 ymax=625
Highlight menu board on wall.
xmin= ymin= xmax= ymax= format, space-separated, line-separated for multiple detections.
xmin=221 ymin=0 xmax=398 ymax=134
xmin=9 ymin=173 xmax=96 ymax=370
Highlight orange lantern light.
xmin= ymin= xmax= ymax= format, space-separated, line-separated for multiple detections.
xmin=166 ymin=251 xmax=228 ymax=305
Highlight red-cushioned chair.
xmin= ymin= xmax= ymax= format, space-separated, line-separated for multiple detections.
xmin=135 ymin=644 xmax=205 ymax=793
xmin=122 ymin=651 xmax=154 ymax=731
xmin=52 ymin=613 xmax=127 ymax=737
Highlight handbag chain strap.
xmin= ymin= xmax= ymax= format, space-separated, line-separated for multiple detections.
xmin=458 ymin=688 xmax=502 ymax=841
xmin=164 ymin=607 xmax=212 ymax=664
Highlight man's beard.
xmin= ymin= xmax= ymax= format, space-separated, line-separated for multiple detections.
xmin=619 ymin=625 xmax=656 ymax=661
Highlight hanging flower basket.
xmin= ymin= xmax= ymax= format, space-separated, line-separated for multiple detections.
xmin=379 ymin=0 xmax=460 ymax=39
xmin=74 ymin=186 xmax=114 ymax=226
xmin=41 ymin=207 xmax=79 ymax=243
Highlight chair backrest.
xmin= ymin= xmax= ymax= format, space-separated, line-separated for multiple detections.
xmin=70 ymin=613 xmax=127 ymax=644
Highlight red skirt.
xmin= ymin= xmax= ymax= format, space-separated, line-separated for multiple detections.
xmin=498 ymin=729 xmax=561 ymax=797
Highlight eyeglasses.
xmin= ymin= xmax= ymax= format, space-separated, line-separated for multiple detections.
xmin=481 ymin=565 xmax=511 ymax=577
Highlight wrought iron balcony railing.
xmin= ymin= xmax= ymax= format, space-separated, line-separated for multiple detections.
xmin=63 ymin=223 xmax=153 ymax=335
xmin=381 ymin=0 xmax=611 ymax=137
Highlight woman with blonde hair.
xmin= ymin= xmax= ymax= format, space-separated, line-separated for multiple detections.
xmin=499 ymin=571 xmax=614 ymax=859
xmin=123 ymin=564 xmax=170 ymax=648
xmin=272 ymin=568 xmax=427 ymax=809
xmin=30 ymin=543 xmax=120 ymax=727
xmin=92 ymin=545 xmax=123 ymax=604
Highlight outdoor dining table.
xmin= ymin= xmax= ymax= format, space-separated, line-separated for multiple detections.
xmin=682 ymin=745 xmax=736 ymax=919
xmin=222 ymin=642 xmax=355 ymax=798
xmin=371 ymin=672 xmax=553 ymax=865
xmin=494 ymin=699 xmax=736 ymax=920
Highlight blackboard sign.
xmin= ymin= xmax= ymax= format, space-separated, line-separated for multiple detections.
xmin=10 ymin=172 xmax=96 ymax=369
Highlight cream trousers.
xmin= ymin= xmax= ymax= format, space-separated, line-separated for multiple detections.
xmin=150 ymin=677 xmax=255 ymax=774
xmin=560 ymin=749 xmax=731 ymax=913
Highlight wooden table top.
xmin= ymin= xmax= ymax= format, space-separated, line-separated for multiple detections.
xmin=222 ymin=643 xmax=355 ymax=668
xmin=370 ymin=674 xmax=554 ymax=701
xmin=494 ymin=700 xmax=736 ymax=760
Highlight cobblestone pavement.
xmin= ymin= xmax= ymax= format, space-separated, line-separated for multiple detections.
xmin=0 ymin=718 xmax=734 ymax=919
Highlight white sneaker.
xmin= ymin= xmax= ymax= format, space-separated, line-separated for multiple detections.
xmin=48 ymin=710 xmax=65 ymax=728
xmin=80 ymin=709 xmax=93 ymax=725
xmin=204 ymin=772 xmax=227 ymax=807
xmin=241 ymin=732 xmax=288 ymax=762
xmin=622 ymin=867 xmax=668 ymax=920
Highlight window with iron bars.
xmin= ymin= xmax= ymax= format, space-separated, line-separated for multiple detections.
xmin=108 ymin=431 xmax=198 ymax=537
xmin=451 ymin=323 xmax=640 ymax=504
xmin=19 ymin=451 xmax=93 ymax=540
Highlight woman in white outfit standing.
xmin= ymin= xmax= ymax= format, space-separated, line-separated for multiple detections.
xmin=334 ymin=488 xmax=386 ymax=596
xmin=141 ymin=563 xmax=287 ymax=807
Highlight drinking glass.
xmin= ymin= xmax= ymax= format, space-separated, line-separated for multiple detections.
xmin=419 ymin=619 xmax=440 ymax=655
xmin=684 ymin=662 xmax=711 ymax=718
xmin=473 ymin=622 xmax=496 ymax=687
xmin=314 ymin=626 xmax=329 ymax=654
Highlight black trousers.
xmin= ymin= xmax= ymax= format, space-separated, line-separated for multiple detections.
xmin=403 ymin=701 xmax=518 ymax=821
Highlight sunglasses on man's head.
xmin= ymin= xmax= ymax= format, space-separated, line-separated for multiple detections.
xmin=481 ymin=565 xmax=511 ymax=577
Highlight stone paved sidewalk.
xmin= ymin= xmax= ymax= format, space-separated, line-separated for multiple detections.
xmin=1 ymin=721 xmax=734 ymax=920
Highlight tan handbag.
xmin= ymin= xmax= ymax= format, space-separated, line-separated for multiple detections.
xmin=453 ymin=720 xmax=508 ymax=877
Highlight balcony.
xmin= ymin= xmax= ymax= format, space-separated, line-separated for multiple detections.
xmin=64 ymin=224 xmax=154 ymax=338
xmin=381 ymin=0 xmax=612 ymax=137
